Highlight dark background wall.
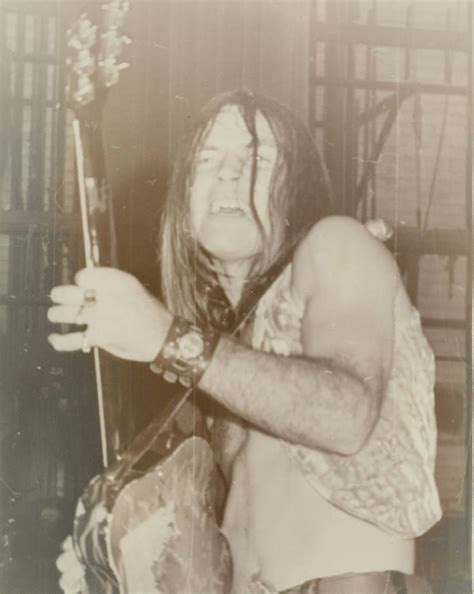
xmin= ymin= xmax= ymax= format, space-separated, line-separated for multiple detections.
xmin=101 ymin=1 xmax=311 ymax=287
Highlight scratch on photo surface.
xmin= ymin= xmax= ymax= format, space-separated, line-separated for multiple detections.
xmin=0 ymin=477 xmax=21 ymax=497
xmin=457 ymin=431 xmax=471 ymax=505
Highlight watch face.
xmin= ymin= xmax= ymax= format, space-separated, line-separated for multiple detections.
xmin=177 ymin=331 xmax=204 ymax=359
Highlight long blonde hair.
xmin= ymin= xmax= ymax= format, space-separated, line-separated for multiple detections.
xmin=159 ymin=90 xmax=332 ymax=330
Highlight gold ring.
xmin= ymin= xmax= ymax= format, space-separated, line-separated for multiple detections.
xmin=81 ymin=332 xmax=91 ymax=353
xmin=83 ymin=288 xmax=97 ymax=307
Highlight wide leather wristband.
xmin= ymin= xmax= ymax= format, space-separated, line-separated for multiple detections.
xmin=149 ymin=316 xmax=220 ymax=387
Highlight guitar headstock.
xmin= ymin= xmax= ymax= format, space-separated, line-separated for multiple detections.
xmin=66 ymin=0 xmax=131 ymax=115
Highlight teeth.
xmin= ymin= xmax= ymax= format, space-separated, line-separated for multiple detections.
xmin=210 ymin=200 xmax=248 ymax=214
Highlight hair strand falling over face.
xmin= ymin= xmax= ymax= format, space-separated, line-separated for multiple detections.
xmin=159 ymin=89 xmax=332 ymax=330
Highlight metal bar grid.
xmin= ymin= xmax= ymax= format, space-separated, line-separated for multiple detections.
xmin=312 ymin=22 xmax=469 ymax=52
xmin=8 ymin=52 xmax=60 ymax=64
xmin=0 ymin=5 xmax=72 ymax=463
xmin=10 ymin=7 xmax=25 ymax=211
xmin=2 ymin=5 xmax=67 ymax=216
xmin=312 ymin=76 xmax=467 ymax=97
xmin=307 ymin=0 xmax=470 ymax=451
xmin=2 ymin=2 xmax=62 ymax=14
xmin=27 ymin=12 xmax=48 ymax=212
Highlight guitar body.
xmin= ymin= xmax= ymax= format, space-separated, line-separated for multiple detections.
xmin=74 ymin=437 xmax=232 ymax=594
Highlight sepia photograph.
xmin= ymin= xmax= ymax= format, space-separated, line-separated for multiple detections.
xmin=0 ymin=1 xmax=471 ymax=593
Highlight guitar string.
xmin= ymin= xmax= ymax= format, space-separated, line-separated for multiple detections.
xmin=72 ymin=117 xmax=109 ymax=468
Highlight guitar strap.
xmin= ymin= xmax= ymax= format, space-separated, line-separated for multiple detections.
xmin=104 ymin=235 xmax=303 ymax=482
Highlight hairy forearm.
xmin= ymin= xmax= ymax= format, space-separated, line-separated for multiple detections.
xmin=198 ymin=335 xmax=380 ymax=455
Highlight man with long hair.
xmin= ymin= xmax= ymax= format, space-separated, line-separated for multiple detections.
xmin=51 ymin=90 xmax=441 ymax=594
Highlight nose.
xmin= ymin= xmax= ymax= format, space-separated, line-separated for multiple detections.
xmin=217 ymin=152 xmax=243 ymax=182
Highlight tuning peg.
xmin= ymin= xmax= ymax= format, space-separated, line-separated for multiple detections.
xmin=100 ymin=30 xmax=131 ymax=58
xmin=102 ymin=0 xmax=130 ymax=30
xmin=72 ymin=74 xmax=95 ymax=105
xmin=98 ymin=59 xmax=129 ymax=87
xmin=72 ymin=49 xmax=95 ymax=76
xmin=68 ymin=16 xmax=97 ymax=49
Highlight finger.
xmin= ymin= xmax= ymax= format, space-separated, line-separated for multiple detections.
xmin=61 ymin=535 xmax=73 ymax=552
xmin=50 ymin=285 xmax=85 ymax=306
xmin=48 ymin=332 xmax=92 ymax=352
xmin=74 ymin=266 xmax=138 ymax=290
xmin=75 ymin=266 xmax=120 ymax=288
xmin=59 ymin=568 xmax=85 ymax=594
xmin=58 ymin=560 xmax=85 ymax=581
xmin=48 ymin=305 xmax=87 ymax=325
xmin=74 ymin=268 xmax=92 ymax=288
xmin=56 ymin=549 xmax=80 ymax=572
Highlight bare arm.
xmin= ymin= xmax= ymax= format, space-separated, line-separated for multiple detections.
xmin=200 ymin=337 xmax=378 ymax=455
xmin=47 ymin=217 xmax=398 ymax=456
xmin=199 ymin=217 xmax=398 ymax=455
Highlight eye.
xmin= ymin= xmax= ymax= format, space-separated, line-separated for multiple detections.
xmin=256 ymin=151 xmax=276 ymax=166
xmin=241 ymin=152 xmax=272 ymax=171
xmin=256 ymin=145 xmax=277 ymax=164
xmin=196 ymin=150 xmax=218 ymax=168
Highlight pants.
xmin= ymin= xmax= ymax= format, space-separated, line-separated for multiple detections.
xmin=280 ymin=571 xmax=409 ymax=594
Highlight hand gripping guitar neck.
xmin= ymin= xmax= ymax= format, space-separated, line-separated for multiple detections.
xmin=66 ymin=0 xmax=131 ymax=472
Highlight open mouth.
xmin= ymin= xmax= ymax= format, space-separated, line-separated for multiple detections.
xmin=210 ymin=199 xmax=250 ymax=216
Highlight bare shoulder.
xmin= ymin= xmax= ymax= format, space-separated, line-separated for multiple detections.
xmin=295 ymin=215 xmax=394 ymax=263
xmin=292 ymin=216 xmax=400 ymax=304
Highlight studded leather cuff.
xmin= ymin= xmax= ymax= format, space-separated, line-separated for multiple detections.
xmin=149 ymin=316 xmax=220 ymax=387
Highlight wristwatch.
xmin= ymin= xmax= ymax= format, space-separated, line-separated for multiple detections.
xmin=150 ymin=316 xmax=220 ymax=386
xmin=176 ymin=330 xmax=205 ymax=360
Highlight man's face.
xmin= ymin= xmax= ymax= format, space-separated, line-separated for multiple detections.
xmin=189 ymin=105 xmax=278 ymax=267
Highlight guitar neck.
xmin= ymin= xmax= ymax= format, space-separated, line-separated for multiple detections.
xmin=73 ymin=116 xmax=130 ymax=469
xmin=74 ymin=116 xmax=118 ymax=269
